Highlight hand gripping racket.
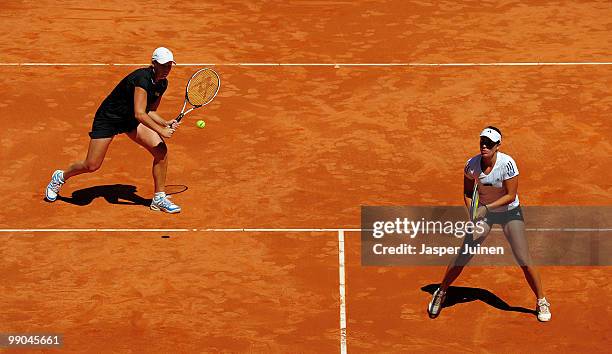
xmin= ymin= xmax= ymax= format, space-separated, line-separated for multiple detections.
xmin=175 ymin=68 xmax=220 ymax=123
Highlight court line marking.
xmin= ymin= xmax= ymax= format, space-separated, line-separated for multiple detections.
xmin=0 ymin=228 xmax=609 ymax=232
xmin=338 ymin=230 xmax=348 ymax=354
xmin=0 ymin=228 xmax=362 ymax=232
xmin=2 ymin=62 xmax=612 ymax=67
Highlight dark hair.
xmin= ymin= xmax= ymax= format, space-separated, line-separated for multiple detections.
xmin=485 ymin=125 xmax=502 ymax=139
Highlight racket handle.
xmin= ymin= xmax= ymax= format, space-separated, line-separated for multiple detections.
xmin=175 ymin=113 xmax=184 ymax=122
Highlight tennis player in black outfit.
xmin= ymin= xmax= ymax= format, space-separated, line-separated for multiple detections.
xmin=45 ymin=47 xmax=181 ymax=213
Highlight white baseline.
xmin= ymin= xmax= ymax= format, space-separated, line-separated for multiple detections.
xmin=1 ymin=62 xmax=612 ymax=67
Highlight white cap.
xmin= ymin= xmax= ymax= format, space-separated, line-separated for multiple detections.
xmin=480 ymin=128 xmax=501 ymax=143
xmin=152 ymin=47 xmax=176 ymax=64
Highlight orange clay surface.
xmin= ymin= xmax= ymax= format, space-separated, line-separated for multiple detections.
xmin=1 ymin=1 xmax=611 ymax=353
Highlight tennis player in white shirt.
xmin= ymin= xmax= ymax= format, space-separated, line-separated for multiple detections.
xmin=428 ymin=126 xmax=551 ymax=322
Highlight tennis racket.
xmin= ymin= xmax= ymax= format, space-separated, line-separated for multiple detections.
xmin=175 ymin=68 xmax=220 ymax=123
xmin=469 ymin=181 xmax=480 ymax=222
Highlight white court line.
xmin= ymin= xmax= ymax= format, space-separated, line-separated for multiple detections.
xmin=202 ymin=228 xmax=363 ymax=232
xmin=1 ymin=62 xmax=612 ymax=67
xmin=0 ymin=228 xmax=609 ymax=233
xmin=338 ymin=230 xmax=348 ymax=354
xmin=0 ymin=228 xmax=194 ymax=232
xmin=222 ymin=62 xmax=612 ymax=67
xmin=494 ymin=228 xmax=612 ymax=232
xmin=0 ymin=228 xmax=362 ymax=233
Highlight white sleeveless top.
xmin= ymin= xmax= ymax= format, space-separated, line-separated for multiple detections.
xmin=464 ymin=152 xmax=520 ymax=212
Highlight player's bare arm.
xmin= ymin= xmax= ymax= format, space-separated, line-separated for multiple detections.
xmin=133 ymin=87 xmax=174 ymax=138
xmin=484 ymin=176 xmax=518 ymax=210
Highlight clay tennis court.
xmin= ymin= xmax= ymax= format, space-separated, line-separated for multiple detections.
xmin=1 ymin=0 xmax=611 ymax=352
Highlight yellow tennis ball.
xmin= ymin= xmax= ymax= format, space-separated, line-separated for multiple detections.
xmin=196 ymin=120 xmax=206 ymax=128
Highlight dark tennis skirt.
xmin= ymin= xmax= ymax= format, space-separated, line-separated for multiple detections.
xmin=89 ymin=115 xmax=140 ymax=139
xmin=484 ymin=206 xmax=525 ymax=227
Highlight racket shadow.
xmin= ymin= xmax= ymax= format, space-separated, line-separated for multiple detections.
xmin=421 ymin=284 xmax=537 ymax=315
xmin=57 ymin=184 xmax=151 ymax=207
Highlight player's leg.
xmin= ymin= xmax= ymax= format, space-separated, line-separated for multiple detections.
xmin=503 ymin=219 xmax=551 ymax=321
xmin=64 ymin=137 xmax=114 ymax=179
xmin=127 ymin=124 xmax=168 ymax=193
xmin=45 ymin=137 xmax=113 ymax=201
xmin=126 ymin=124 xmax=180 ymax=213
xmin=428 ymin=222 xmax=492 ymax=318
xmin=440 ymin=222 xmax=492 ymax=290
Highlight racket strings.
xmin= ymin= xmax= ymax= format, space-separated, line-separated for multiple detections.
xmin=187 ymin=70 xmax=220 ymax=106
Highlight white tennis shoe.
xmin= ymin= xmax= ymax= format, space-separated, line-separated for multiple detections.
xmin=428 ymin=287 xmax=447 ymax=319
xmin=537 ymin=297 xmax=551 ymax=322
xmin=45 ymin=170 xmax=65 ymax=202
xmin=150 ymin=194 xmax=181 ymax=214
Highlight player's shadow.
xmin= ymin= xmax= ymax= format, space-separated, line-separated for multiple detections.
xmin=421 ymin=284 xmax=536 ymax=316
xmin=58 ymin=184 xmax=151 ymax=207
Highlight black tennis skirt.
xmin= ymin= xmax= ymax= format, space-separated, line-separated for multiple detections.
xmin=89 ymin=115 xmax=140 ymax=139
xmin=483 ymin=206 xmax=525 ymax=227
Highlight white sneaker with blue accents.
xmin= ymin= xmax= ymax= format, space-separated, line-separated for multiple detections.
xmin=427 ymin=287 xmax=446 ymax=319
xmin=150 ymin=193 xmax=181 ymax=214
xmin=537 ymin=297 xmax=551 ymax=322
xmin=45 ymin=170 xmax=65 ymax=202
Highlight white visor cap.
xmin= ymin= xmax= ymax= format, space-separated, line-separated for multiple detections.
xmin=152 ymin=47 xmax=176 ymax=65
xmin=480 ymin=128 xmax=501 ymax=143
